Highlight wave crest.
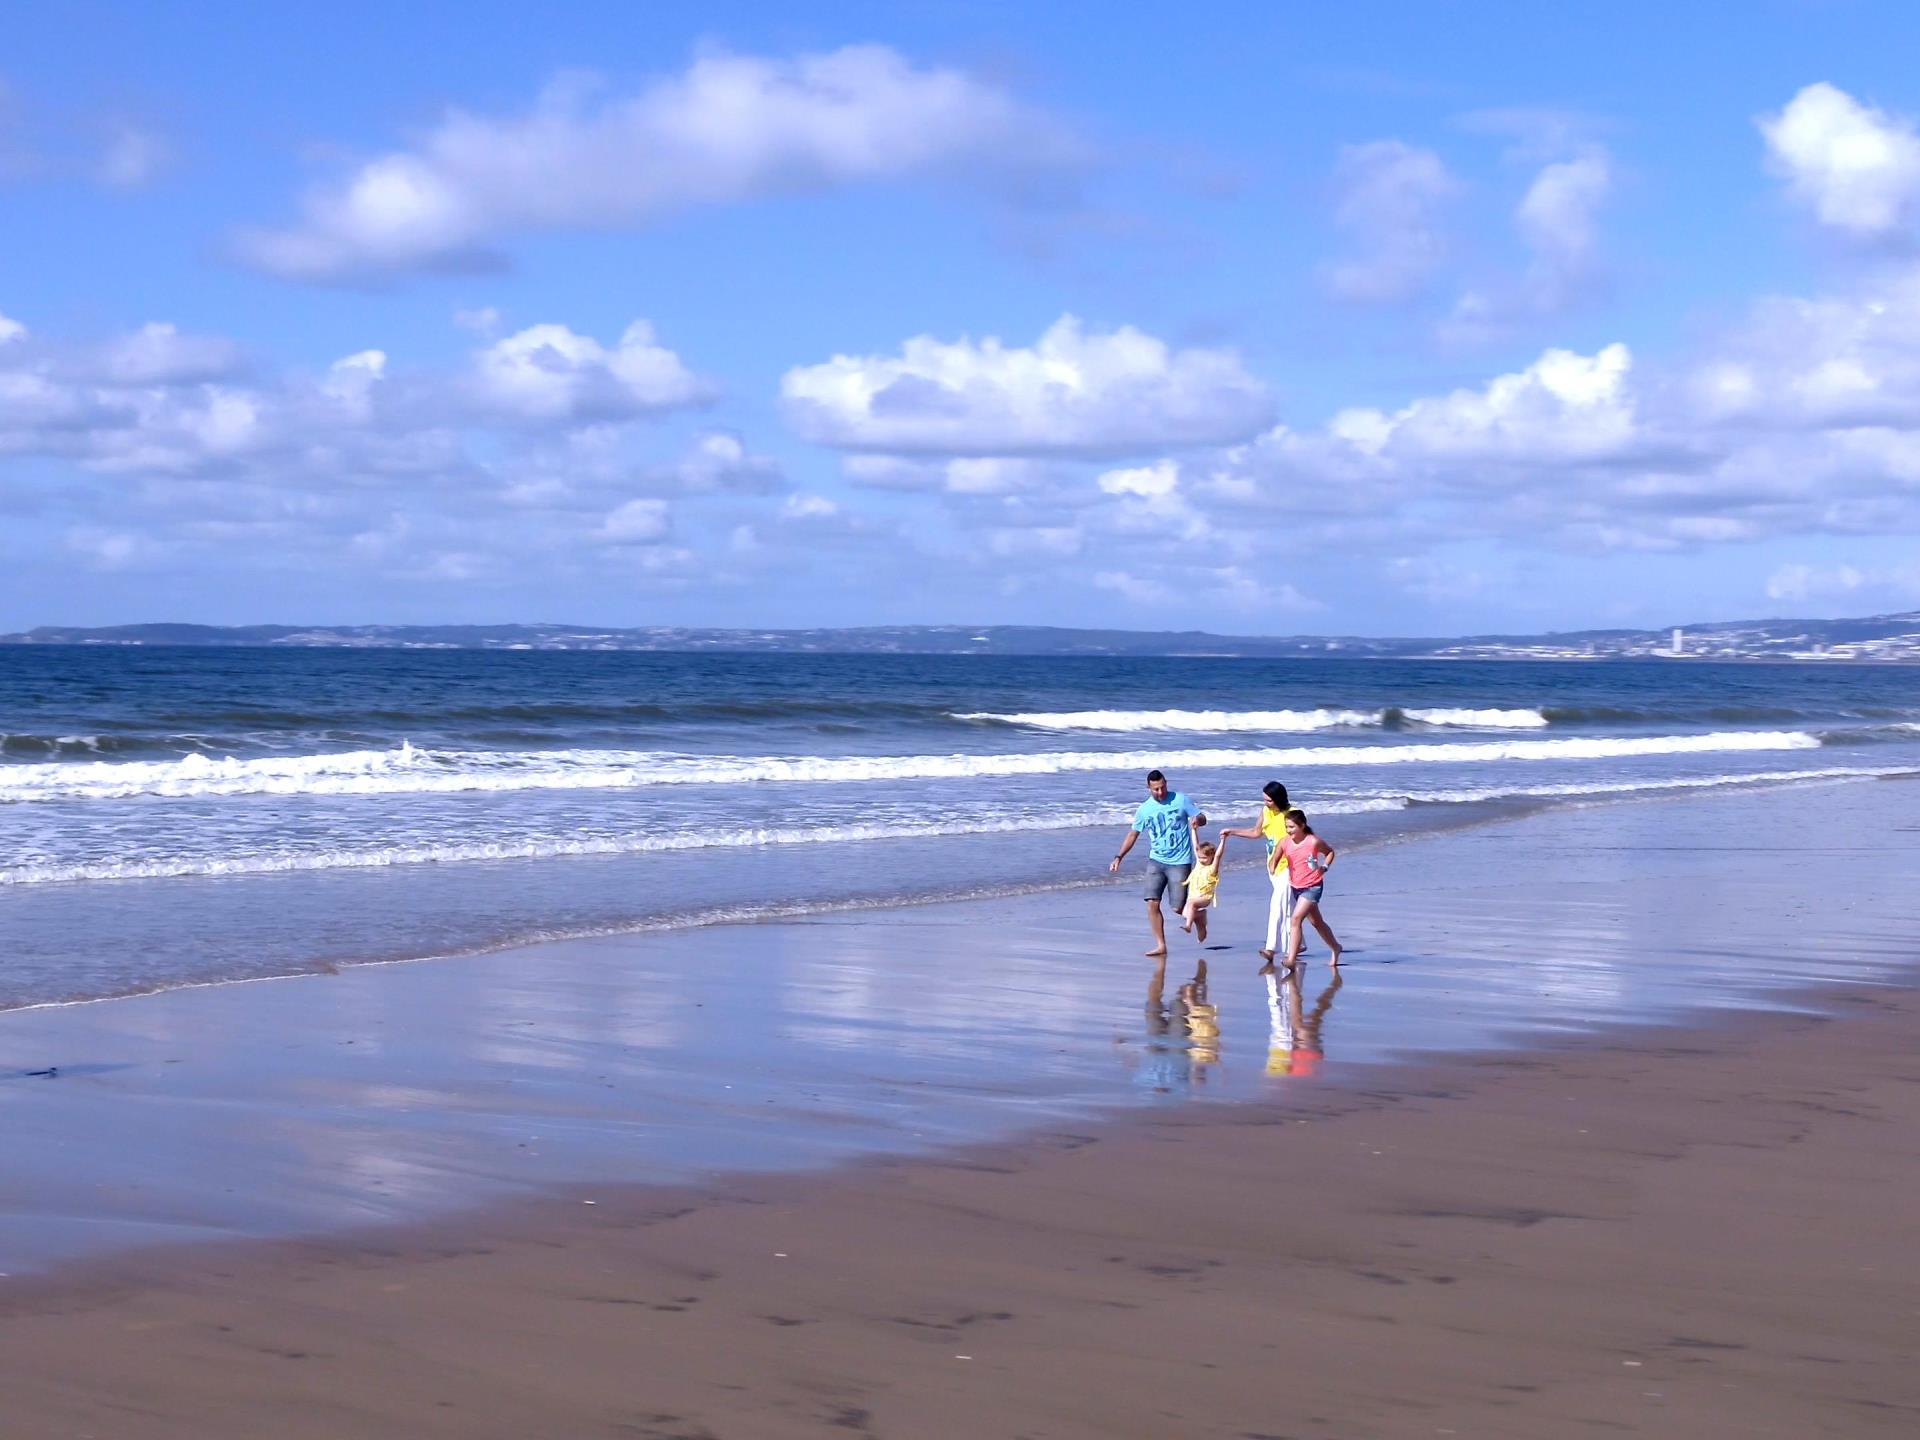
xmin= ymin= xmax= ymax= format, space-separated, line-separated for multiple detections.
xmin=0 ymin=730 xmax=1826 ymax=804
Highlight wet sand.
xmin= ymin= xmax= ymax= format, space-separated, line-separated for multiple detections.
xmin=3 ymin=780 xmax=1919 ymax=1435
xmin=5 ymin=980 xmax=1918 ymax=1437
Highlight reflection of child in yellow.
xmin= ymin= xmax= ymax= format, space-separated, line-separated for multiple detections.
xmin=1178 ymin=980 xmax=1220 ymax=1067
xmin=1179 ymin=837 xmax=1224 ymax=933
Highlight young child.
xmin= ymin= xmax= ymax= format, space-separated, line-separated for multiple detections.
xmin=1275 ymin=809 xmax=1342 ymax=967
xmin=1179 ymin=836 xmax=1224 ymax=933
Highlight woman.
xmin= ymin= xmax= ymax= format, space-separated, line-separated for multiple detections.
xmin=1216 ymin=780 xmax=1297 ymax=961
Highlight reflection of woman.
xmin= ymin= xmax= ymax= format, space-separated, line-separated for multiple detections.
xmin=1264 ymin=966 xmax=1341 ymax=1078
xmin=1217 ymin=780 xmax=1295 ymax=961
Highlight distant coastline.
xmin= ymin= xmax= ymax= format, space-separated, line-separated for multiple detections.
xmin=5 ymin=613 xmax=1920 ymax=663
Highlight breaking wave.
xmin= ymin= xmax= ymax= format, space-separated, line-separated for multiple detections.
xmin=0 ymin=730 xmax=1826 ymax=804
xmin=962 ymin=706 xmax=1553 ymax=731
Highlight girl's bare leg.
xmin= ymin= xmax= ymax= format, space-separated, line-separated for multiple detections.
xmin=1306 ymin=904 xmax=1342 ymax=965
xmin=1283 ymin=896 xmax=1313 ymax=967
xmin=1179 ymin=898 xmax=1197 ymax=932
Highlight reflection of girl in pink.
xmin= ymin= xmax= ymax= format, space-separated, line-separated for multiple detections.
xmin=1274 ymin=809 xmax=1342 ymax=969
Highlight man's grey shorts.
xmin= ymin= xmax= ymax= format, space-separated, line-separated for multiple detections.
xmin=1142 ymin=860 xmax=1192 ymax=908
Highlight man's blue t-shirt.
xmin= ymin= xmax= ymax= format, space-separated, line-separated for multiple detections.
xmin=1132 ymin=791 xmax=1200 ymax=865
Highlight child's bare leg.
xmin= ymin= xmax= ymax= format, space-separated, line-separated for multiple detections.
xmin=1179 ymin=897 xmax=1197 ymax=932
xmin=1307 ymin=905 xmax=1342 ymax=964
xmin=1194 ymin=902 xmax=1208 ymax=943
xmin=1282 ymin=913 xmax=1313 ymax=971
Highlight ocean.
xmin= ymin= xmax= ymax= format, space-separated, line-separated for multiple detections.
xmin=4 ymin=646 xmax=1919 ymax=1012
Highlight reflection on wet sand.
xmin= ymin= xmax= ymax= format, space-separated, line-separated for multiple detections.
xmin=1138 ymin=958 xmax=1219 ymax=1090
xmin=1265 ymin=966 xmax=1342 ymax=1079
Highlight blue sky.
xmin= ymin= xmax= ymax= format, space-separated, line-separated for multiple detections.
xmin=6 ymin=0 xmax=1920 ymax=634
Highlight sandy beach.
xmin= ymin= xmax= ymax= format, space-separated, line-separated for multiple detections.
xmin=3 ymin=778 xmax=1918 ymax=1436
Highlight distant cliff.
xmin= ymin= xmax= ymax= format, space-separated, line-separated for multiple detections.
xmin=5 ymin=613 xmax=1919 ymax=661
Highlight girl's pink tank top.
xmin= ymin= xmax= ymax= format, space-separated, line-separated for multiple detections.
xmin=1281 ymin=837 xmax=1324 ymax=889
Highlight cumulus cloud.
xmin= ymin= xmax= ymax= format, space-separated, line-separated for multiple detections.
xmin=469 ymin=320 xmax=710 ymax=423
xmin=95 ymin=322 xmax=246 ymax=385
xmin=1516 ymin=148 xmax=1612 ymax=299
xmin=1760 ymin=82 xmax=1920 ymax=238
xmin=1685 ymin=266 xmax=1920 ymax=427
xmin=1765 ymin=560 xmax=1920 ymax=605
xmin=1321 ymin=140 xmax=1461 ymax=304
xmin=781 ymin=315 xmax=1272 ymax=457
xmin=597 ymin=497 xmax=672 ymax=545
xmin=237 ymin=46 xmax=1086 ymax=282
xmin=95 ymin=124 xmax=172 ymax=189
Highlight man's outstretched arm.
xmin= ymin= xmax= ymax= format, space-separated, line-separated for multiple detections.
xmin=1110 ymin=830 xmax=1140 ymax=873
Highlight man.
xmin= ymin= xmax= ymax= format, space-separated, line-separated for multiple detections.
xmin=1110 ymin=769 xmax=1208 ymax=957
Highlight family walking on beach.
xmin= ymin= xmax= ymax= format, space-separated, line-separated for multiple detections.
xmin=1109 ymin=769 xmax=1341 ymax=968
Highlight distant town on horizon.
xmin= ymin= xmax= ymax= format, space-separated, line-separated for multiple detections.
xmin=8 ymin=610 xmax=1920 ymax=663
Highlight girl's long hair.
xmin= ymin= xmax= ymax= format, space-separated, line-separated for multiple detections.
xmin=1283 ymin=807 xmax=1313 ymax=835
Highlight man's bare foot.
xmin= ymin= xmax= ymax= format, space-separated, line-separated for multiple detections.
xmin=1145 ymin=946 xmax=1168 ymax=958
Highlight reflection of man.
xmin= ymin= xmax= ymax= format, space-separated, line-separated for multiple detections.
xmin=1110 ymin=769 xmax=1207 ymax=957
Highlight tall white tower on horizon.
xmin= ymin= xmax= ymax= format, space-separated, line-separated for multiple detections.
xmin=1671 ymin=627 xmax=1685 ymax=655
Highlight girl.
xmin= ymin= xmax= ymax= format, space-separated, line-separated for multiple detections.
xmin=1274 ymin=808 xmax=1342 ymax=968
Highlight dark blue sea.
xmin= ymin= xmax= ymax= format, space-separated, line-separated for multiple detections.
xmin=4 ymin=646 xmax=1918 ymax=1010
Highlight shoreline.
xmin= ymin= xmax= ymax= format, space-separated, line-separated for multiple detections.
xmin=6 ymin=766 xmax=1908 ymax=1019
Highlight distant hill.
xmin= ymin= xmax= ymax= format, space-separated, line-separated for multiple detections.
xmin=4 ymin=614 xmax=1919 ymax=661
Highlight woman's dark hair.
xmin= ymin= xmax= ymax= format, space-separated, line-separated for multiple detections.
xmin=1262 ymin=780 xmax=1289 ymax=808
xmin=1283 ymin=807 xmax=1312 ymax=834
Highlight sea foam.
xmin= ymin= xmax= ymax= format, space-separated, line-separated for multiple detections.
xmin=0 ymin=730 xmax=1824 ymax=804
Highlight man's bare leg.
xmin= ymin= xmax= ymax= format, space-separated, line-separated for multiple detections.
xmin=1144 ymin=900 xmax=1168 ymax=957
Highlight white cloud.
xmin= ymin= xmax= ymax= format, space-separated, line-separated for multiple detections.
xmin=237 ymin=46 xmax=1085 ymax=281
xmin=782 ymin=493 xmax=839 ymax=520
xmin=1338 ymin=342 xmax=1639 ymax=463
xmin=1321 ymin=140 xmax=1460 ymax=304
xmin=781 ymin=315 xmax=1272 ymax=457
xmin=1760 ymin=82 xmax=1920 ymax=238
xmin=1097 ymin=458 xmax=1180 ymax=498
xmin=842 ymin=455 xmax=1051 ymax=493
xmin=1516 ymin=148 xmax=1612 ymax=298
xmin=1765 ymin=560 xmax=1920 ymax=603
xmin=469 ymin=320 xmax=710 ymax=424
xmin=65 ymin=526 xmax=154 ymax=570
xmin=95 ymin=125 xmax=172 ymax=189
xmin=1093 ymin=569 xmax=1172 ymax=606
xmin=97 ymin=322 xmax=246 ymax=385
xmin=0 ymin=311 xmax=25 ymax=345
xmin=671 ymin=430 xmax=781 ymax=493
xmin=597 ymin=497 xmax=672 ymax=545
xmin=986 ymin=525 xmax=1082 ymax=558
